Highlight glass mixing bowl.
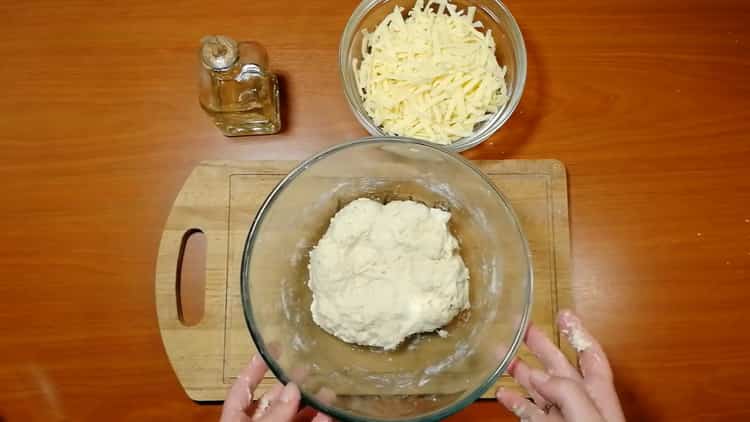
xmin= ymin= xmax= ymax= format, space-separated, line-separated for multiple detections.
xmin=241 ymin=137 xmax=532 ymax=421
xmin=339 ymin=0 xmax=527 ymax=152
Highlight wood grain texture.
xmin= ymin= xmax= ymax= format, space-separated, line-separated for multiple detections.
xmin=0 ymin=0 xmax=749 ymax=420
xmin=155 ymin=160 xmax=571 ymax=401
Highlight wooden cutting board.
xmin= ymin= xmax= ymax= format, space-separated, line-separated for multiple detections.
xmin=155 ymin=160 xmax=573 ymax=402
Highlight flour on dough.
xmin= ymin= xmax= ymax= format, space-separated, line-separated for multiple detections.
xmin=307 ymin=198 xmax=470 ymax=350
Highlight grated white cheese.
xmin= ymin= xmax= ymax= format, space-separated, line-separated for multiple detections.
xmin=354 ymin=0 xmax=509 ymax=145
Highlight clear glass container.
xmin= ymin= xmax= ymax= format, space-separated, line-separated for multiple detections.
xmin=199 ymin=36 xmax=281 ymax=136
xmin=338 ymin=0 xmax=527 ymax=152
xmin=241 ymin=137 xmax=533 ymax=421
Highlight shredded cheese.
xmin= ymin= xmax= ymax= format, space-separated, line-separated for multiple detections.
xmin=354 ymin=0 xmax=509 ymax=145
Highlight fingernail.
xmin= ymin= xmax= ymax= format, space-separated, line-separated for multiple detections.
xmin=557 ymin=309 xmax=575 ymax=323
xmin=559 ymin=308 xmax=573 ymax=318
xmin=255 ymin=396 xmax=271 ymax=420
xmin=251 ymin=354 xmax=260 ymax=364
xmin=530 ymin=369 xmax=550 ymax=384
xmin=511 ymin=403 xmax=526 ymax=417
xmin=280 ymin=382 xmax=298 ymax=403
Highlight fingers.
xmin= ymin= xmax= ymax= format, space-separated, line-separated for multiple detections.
xmin=526 ymin=324 xmax=581 ymax=380
xmin=557 ymin=310 xmax=611 ymax=380
xmin=313 ymin=386 xmax=337 ymax=406
xmin=253 ymin=383 xmax=284 ymax=420
xmin=296 ymin=388 xmax=336 ymax=422
xmin=558 ymin=310 xmax=626 ymax=422
xmin=509 ymin=311 xmax=623 ymax=422
xmin=310 ymin=412 xmax=333 ymax=422
xmin=221 ymin=355 xmax=269 ymax=422
xmin=293 ymin=385 xmax=337 ymax=421
xmin=294 ymin=407 xmax=333 ymax=422
xmin=528 ymin=369 xmax=603 ymax=422
xmin=496 ymin=387 xmax=549 ymax=421
xmin=222 ymin=354 xmax=333 ymax=422
xmin=507 ymin=358 xmax=550 ymax=409
xmin=508 ymin=322 xmax=580 ymax=409
xmin=256 ymin=383 xmax=332 ymax=422
xmin=256 ymin=382 xmax=302 ymax=422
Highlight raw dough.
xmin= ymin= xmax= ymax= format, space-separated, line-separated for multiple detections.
xmin=308 ymin=198 xmax=470 ymax=349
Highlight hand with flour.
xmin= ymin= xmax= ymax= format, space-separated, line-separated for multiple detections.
xmin=220 ymin=355 xmax=331 ymax=422
xmin=496 ymin=310 xmax=626 ymax=422
xmin=220 ymin=312 xmax=622 ymax=422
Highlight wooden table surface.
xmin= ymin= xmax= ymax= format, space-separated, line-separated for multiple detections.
xmin=1 ymin=0 xmax=749 ymax=420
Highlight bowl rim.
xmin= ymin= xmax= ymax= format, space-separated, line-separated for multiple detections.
xmin=337 ymin=0 xmax=528 ymax=153
xmin=240 ymin=136 xmax=533 ymax=422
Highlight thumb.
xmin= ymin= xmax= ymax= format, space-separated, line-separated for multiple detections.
xmin=258 ymin=382 xmax=301 ymax=422
xmin=529 ymin=369 xmax=603 ymax=422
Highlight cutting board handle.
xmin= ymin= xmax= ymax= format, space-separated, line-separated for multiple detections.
xmin=155 ymin=163 xmax=231 ymax=401
xmin=168 ymin=228 xmax=207 ymax=326
xmin=156 ymin=226 xmax=199 ymax=329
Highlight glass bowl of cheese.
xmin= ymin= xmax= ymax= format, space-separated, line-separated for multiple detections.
xmin=339 ymin=0 xmax=526 ymax=152
xmin=241 ymin=137 xmax=533 ymax=421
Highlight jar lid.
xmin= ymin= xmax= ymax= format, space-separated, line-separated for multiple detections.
xmin=200 ymin=35 xmax=238 ymax=71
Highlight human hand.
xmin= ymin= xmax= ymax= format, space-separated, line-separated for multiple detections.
xmin=496 ymin=310 xmax=626 ymax=422
xmin=220 ymin=355 xmax=332 ymax=422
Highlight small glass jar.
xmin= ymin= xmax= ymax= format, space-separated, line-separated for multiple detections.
xmin=199 ymin=36 xmax=281 ymax=136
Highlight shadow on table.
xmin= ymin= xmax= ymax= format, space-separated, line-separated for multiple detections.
xmin=613 ymin=364 xmax=661 ymax=421
xmin=465 ymin=25 xmax=548 ymax=160
xmin=277 ymin=71 xmax=292 ymax=135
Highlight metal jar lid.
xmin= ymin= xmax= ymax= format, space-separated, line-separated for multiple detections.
xmin=200 ymin=35 xmax=238 ymax=71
